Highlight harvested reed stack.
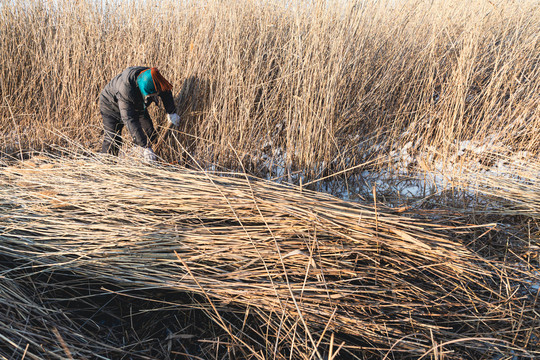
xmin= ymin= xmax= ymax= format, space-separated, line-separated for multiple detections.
xmin=457 ymin=152 xmax=540 ymax=219
xmin=0 ymin=265 xmax=131 ymax=359
xmin=1 ymin=154 xmax=538 ymax=359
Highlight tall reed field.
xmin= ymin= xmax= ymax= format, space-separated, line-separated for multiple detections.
xmin=1 ymin=0 xmax=539 ymax=179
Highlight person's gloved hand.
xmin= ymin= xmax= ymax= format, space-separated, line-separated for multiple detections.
xmin=167 ymin=113 xmax=181 ymax=126
xmin=142 ymin=147 xmax=157 ymax=163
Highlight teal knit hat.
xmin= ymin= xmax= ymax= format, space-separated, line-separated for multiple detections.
xmin=137 ymin=69 xmax=157 ymax=98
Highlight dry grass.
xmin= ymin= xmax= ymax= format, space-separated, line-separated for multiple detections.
xmin=1 ymin=154 xmax=538 ymax=359
xmin=1 ymin=0 xmax=540 ymax=358
xmin=1 ymin=0 xmax=539 ymax=178
xmin=458 ymin=152 xmax=540 ymax=219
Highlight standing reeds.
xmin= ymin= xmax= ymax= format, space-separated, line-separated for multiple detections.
xmin=1 ymin=0 xmax=539 ymax=178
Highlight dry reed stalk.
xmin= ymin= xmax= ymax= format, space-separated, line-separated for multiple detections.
xmin=455 ymin=152 xmax=540 ymax=219
xmin=0 ymin=266 xmax=132 ymax=359
xmin=1 ymin=154 xmax=538 ymax=359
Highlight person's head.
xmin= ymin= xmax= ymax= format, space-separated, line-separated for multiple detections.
xmin=136 ymin=68 xmax=173 ymax=106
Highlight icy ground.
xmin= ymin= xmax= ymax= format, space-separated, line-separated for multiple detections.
xmin=257 ymin=137 xmax=539 ymax=203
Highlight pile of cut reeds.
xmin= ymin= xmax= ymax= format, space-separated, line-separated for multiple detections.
xmin=1 ymin=154 xmax=538 ymax=359
xmin=457 ymin=152 xmax=540 ymax=219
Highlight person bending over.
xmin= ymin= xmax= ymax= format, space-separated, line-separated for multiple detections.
xmin=99 ymin=66 xmax=181 ymax=161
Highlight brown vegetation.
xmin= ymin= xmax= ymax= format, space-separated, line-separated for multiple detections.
xmin=1 ymin=0 xmax=539 ymax=358
xmin=1 ymin=0 xmax=539 ymax=177
xmin=0 ymin=154 xmax=539 ymax=359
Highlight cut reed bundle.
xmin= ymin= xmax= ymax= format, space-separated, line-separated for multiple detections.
xmin=0 ymin=267 xmax=134 ymax=359
xmin=0 ymin=154 xmax=538 ymax=359
xmin=455 ymin=152 xmax=540 ymax=219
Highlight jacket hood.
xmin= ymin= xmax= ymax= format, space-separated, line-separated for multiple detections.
xmin=136 ymin=68 xmax=173 ymax=98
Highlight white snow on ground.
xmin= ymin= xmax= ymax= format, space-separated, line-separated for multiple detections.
xmin=255 ymin=137 xmax=539 ymax=201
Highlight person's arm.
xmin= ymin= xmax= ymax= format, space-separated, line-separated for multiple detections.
xmin=159 ymin=90 xmax=177 ymax=114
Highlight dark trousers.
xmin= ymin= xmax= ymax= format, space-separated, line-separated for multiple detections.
xmin=100 ymin=109 xmax=157 ymax=155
